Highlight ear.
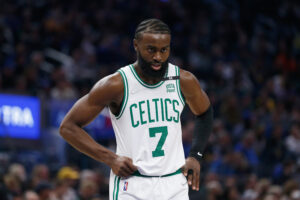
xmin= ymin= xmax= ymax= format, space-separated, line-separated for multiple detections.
xmin=133 ymin=39 xmax=138 ymax=52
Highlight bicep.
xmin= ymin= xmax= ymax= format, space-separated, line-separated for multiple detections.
xmin=187 ymin=88 xmax=210 ymax=115
xmin=180 ymin=70 xmax=210 ymax=115
xmin=62 ymin=94 xmax=105 ymax=127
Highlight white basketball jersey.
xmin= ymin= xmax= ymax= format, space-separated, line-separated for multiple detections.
xmin=109 ymin=63 xmax=186 ymax=176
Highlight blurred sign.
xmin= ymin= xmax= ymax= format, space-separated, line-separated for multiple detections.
xmin=0 ymin=94 xmax=40 ymax=139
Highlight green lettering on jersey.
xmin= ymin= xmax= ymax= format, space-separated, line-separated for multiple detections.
xmin=172 ymin=99 xmax=180 ymax=123
xmin=152 ymin=98 xmax=159 ymax=122
xmin=139 ymin=101 xmax=147 ymax=125
xmin=129 ymin=98 xmax=181 ymax=128
xmin=147 ymin=100 xmax=155 ymax=123
xmin=160 ymin=98 xmax=165 ymax=121
xmin=130 ymin=103 xmax=139 ymax=128
xmin=164 ymin=98 xmax=172 ymax=122
xmin=149 ymin=126 xmax=168 ymax=157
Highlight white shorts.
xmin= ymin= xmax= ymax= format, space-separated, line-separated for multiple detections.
xmin=109 ymin=170 xmax=189 ymax=200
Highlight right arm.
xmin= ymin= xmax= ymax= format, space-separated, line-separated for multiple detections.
xmin=59 ymin=72 xmax=137 ymax=177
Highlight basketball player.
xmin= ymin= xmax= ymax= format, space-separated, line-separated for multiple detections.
xmin=60 ymin=19 xmax=213 ymax=200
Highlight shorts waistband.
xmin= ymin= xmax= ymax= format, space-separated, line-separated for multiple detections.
xmin=132 ymin=169 xmax=182 ymax=178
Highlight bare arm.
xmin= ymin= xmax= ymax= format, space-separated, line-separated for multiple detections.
xmin=59 ymin=72 xmax=137 ymax=177
xmin=180 ymin=69 xmax=211 ymax=191
xmin=180 ymin=69 xmax=210 ymax=115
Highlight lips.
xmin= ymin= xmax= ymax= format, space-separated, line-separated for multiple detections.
xmin=151 ymin=64 xmax=162 ymax=71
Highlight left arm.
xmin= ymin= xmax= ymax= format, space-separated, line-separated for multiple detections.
xmin=180 ymin=69 xmax=213 ymax=191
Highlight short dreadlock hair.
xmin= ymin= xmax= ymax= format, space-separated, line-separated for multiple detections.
xmin=134 ymin=19 xmax=171 ymax=40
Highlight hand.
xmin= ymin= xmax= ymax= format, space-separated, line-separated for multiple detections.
xmin=181 ymin=157 xmax=201 ymax=191
xmin=110 ymin=156 xmax=138 ymax=178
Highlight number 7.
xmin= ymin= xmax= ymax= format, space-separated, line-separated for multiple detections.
xmin=149 ymin=126 xmax=168 ymax=157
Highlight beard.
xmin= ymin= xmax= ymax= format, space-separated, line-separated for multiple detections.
xmin=137 ymin=52 xmax=168 ymax=79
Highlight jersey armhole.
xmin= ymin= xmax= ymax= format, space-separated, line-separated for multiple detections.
xmin=175 ymin=66 xmax=185 ymax=106
xmin=115 ymin=69 xmax=129 ymax=119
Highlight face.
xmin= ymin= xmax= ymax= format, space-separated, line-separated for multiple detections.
xmin=134 ymin=33 xmax=171 ymax=79
xmin=24 ymin=191 xmax=39 ymax=200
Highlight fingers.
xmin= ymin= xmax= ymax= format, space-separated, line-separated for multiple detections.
xmin=115 ymin=157 xmax=137 ymax=177
xmin=192 ymin=170 xmax=199 ymax=191
xmin=192 ymin=171 xmax=197 ymax=190
xmin=187 ymin=170 xmax=199 ymax=191
xmin=124 ymin=159 xmax=138 ymax=173
xmin=184 ymin=157 xmax=201 ymax=191
xmin=196 ymin=171 xmax=200 ymax=190
xmin=181 ymin=166 xmax=188 ymax=177
xmin=118 ymin=170 xmax=128 ymax=177
xmin=120 ymin=164 xmax=133 ymax=177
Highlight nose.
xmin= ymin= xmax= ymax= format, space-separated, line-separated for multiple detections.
xmin=153 ymin=52 xmax=162 ymax=62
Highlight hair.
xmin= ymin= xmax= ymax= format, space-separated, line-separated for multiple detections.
xmin=134 ymin=18 xmax=171 ymax=40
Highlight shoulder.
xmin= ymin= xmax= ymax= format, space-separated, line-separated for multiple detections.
xmin=88 ymin=71 xmax=124 ymax=106
xmin=178 ymin=68 xmax=210 ymax=115
xmin=179 ymin=68 xmax=198 ymax=83
xmin=92 ymin=71 xmax=123 ymax=93
xmin=179 ymin=68 xmax=202 ymax=97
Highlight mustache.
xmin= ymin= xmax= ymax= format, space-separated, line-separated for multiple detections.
xmin=151 ymin=62 xmax=162 ymax=65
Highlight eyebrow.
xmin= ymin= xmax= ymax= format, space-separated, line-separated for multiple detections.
xmin=146 ymin=45 xmax=170 ymax=48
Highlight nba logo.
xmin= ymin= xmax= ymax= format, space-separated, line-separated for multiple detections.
xmin=123 ymin=181 xmax=128 ymax=191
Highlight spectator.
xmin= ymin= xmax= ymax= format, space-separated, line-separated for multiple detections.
xmin=8 ymin=163 xmax=27 ymax=189
xmin=78 ymin=180 xmax=99 ymax=200
xmin=34 ymin=182 xmax=54 ymax=200
xmin=285 ymin=124 xmax=300 ymax=156
xmin=55 ymin=166 xmax=79 ymax=200
xmin=24 ymin=190 xmax=39 ymax=200
xmin=29 ymin=165 xmax=50 ymax=189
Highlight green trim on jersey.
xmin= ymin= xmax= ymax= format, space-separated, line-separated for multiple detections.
xmin=113 ymin=176 xmax=121 ymax=200
xmin=116 ymin=177 xmax=120 ymax=200
xmin=113 ymin=176 xmax=117 ymax=200
xmin=116 ymin=69 xmax=129 ymax=119
xmin=129 ymin=64 xmax=168 ymax=89
xmin=132 ymin=168 xmax=182 ymax=177
xmin=175 ymin=66 xmax=185 ymax=106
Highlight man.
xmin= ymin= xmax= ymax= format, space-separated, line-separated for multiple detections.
xmin=60 ymin=19 xmax=213 ymax=200
xmin=24 ymin=190 xmax=39 ymax=200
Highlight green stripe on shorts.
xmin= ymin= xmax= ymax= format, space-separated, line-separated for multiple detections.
xmin=132 ymin=168 xmax=182 ymax=177
xmin=113 ymin=176 xmax=117 ymax=200
xmin=115 ymin=177 xmax=121 ymax=200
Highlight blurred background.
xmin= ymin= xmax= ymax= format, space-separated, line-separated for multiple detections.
xmin=0 ymin=0 xmax=300 ymax=199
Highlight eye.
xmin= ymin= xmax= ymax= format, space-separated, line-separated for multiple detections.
xmin=147 ymin=47 xmax=155 ymax=53
xmin=161 ymin=48 xmax=167 ymax=53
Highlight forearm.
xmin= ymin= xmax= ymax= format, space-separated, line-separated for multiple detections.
xmin=189 ymin=105 xmax=213 ymax=163
xmin=59 ymin=122 xmax=117 ymax=166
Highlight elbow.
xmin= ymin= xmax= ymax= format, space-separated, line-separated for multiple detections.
xmin=59 ymin=121 xmax=72 ymax=139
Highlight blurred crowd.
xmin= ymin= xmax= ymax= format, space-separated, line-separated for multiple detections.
xmin=1 ymin=0 xmax=300 ymax=199
xmin=0 ymin=164 xmax=107 ymax=200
